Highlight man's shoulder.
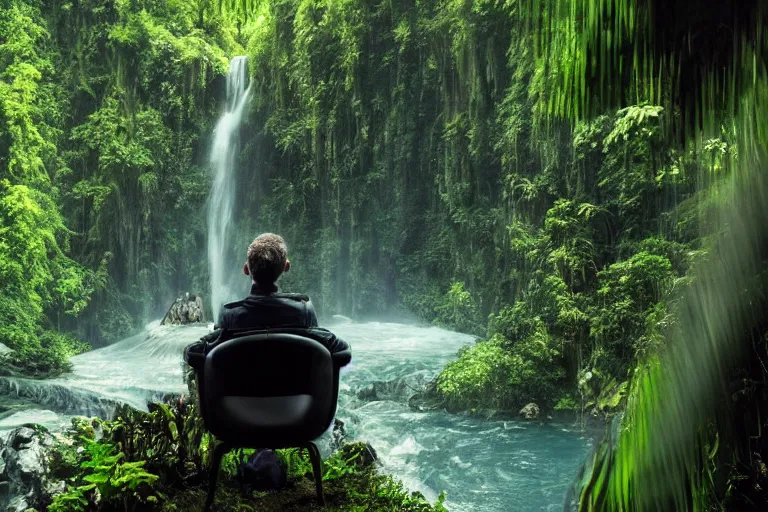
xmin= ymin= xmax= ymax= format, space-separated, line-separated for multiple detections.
xmin=218 ymin=291 xmax=315 ymax=330
xmin=273 ymin=292 xmax=311 ymax=302
xmin=223 ymin=293 xmax=311 ymax=306
xmin=221 ymin=299 xmax=248 ymax=310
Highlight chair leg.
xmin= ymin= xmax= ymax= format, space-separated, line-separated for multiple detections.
xmin=204 ymin=443 xmax=229 ymax=512
xmin=306 ymin=442 xmax=325 ymax=506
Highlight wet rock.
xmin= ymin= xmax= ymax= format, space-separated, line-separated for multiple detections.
xmin=408 ymin=392 xmax=443 ymax=412
xmin=332 ymin=419 xmax=347 ymax=448
xmin=0 ymin=425 xmax=66 ymax=511
xmin=407 ymin=381 xmax=443 ymax=412
xmin=10 ymin=428 xmax=33 ymax=449
xmin=162 ymin=293 xmax=205 ymax=325
xmin=355 ymin=374 xmax=431 ymax=403
xmin=519 ymin=402 xmax=540 ymax=420
xmin=356 ymin=384 xmax=377 ymax=401
xmin=7 ymin=495 xmax=29 ymax=512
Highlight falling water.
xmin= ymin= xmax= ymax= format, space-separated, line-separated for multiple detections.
xmin=207 ymin=56 xmax=252 ymax=316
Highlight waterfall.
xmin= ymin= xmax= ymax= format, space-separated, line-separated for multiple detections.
xmin=207 ymin=56 xmax=252 ymax=317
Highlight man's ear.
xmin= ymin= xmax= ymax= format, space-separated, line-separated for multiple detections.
xmin=284 ymin=259 xmax=291 ymax=272
xmin=243 ymin=262 xmax=250 ymax=276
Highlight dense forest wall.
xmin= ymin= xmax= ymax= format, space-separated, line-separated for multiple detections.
xmin=235 ymin=0 xmax=714 ymax=411
xmin=1 ymin=0 xmax=719 ymax=409
xmin=1 ymin=0 xmax=235 ymax=372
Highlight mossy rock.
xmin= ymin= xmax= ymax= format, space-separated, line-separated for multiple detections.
xmin=337 ymin=441 xmax=378 ymax=469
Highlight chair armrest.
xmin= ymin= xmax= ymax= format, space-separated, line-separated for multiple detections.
xmin=332 ymin=349 xmax=352 ymax=368
xmin=185 ymin=350 xmax=206 ymax=372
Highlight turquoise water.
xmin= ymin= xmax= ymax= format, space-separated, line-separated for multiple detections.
xmin=331 ymin=322 xmax=592 ymax=512
xmin=0 ymin=321 xmax=592 ymax=511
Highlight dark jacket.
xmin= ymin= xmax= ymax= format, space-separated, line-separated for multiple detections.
xmin=190 ymin=283 xmax=350 ymax=355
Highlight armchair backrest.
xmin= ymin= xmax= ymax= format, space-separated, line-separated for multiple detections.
xmin=202 ymin=333 xmax=335 ymax=446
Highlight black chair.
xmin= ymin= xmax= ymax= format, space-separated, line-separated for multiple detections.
xmin=192 ymin=333 xmax=351 ymax=511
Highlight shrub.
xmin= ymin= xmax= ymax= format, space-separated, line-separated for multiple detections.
xmin=0 ymin=329 xmax=90 ymax=378
xmin=437 ymin=330 xmax=566 ymax=411
xmin=433 ymin=281 xmax=482 ymax=334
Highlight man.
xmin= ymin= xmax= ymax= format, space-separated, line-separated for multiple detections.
xmin=184 ymin=233 xmax=350 ymax=365
xmin=183 ymin=233 xmax=350 ymax=491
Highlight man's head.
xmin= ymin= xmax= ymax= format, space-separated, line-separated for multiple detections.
xmin=243 ymin=233 xmax=291 ymax=287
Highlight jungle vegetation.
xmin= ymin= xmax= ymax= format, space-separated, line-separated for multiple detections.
xmin=45 ymin=398 xmax=448 ymax=511
xmin=2 ymin=0 xmax=767 ymax=510
xmin=0 ymin=0 xmax=700 ymax=398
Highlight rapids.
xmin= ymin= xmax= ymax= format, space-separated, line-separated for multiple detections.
xmin=0 ymin=321 xmax=592 ymax=511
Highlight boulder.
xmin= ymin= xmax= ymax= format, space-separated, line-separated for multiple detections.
xmin=355 ymin=374 xmax=431 ymax=403
xmin=407 ymin=380 xmax=443 ymax=412
xmin=162 ymin=293 xmax=206 ymax=325
xmin=408 ymin=392 xmax=443 ymax=412
xmin=519 ymin=402 xmax=540 ymax=420
xmin=0 ymin=426 xmax=65 ymax=511
xmin=356 ymin=384 xmax=378 ymax=401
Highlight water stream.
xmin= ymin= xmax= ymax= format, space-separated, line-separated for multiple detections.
xmin=0 ymin=54 xmax=591 ymax=512
xmin=207 ymin=56 xmax=252 ymax=313
xmin=0 ymin=321 xmax=592 ymax=511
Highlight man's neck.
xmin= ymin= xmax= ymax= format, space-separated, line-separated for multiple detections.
xmin=250 ymin=281 xmax=278 ymax=295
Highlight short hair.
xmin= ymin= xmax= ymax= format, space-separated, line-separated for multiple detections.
xmin=246 ymin=233 xmax=287 ymax=284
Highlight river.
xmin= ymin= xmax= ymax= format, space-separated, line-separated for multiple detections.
xmin=0 ymin=321 xmax=592 ymax=512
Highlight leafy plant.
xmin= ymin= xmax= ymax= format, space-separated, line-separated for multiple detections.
xmin=80 ymin=440 xmax=160 ymax=505
xmin=48 ymin=484 xmax=91 ymax=512
xmin=434 ymin=281 xmax=482 ymax=334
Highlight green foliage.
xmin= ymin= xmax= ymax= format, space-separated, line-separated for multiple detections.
xmin=321 ymin=448 xmax=362 ymax=482
xmin=49 ymin=430 xmax=162 ymax=511
xmin=80 ymin=441 xmax=160 ymax=503
xmin=437 ymin=333 xmax=565 ymax=412
xmin=589 ymin=248 xmax=674 ymax=374
xmin=1 ymin=0 xmax=236 ymax=357
xmin=554 ymin=395 xmax=579 ymax=411
xmin=0 ymin=180 xmax=93 ymax=374
xmin=48 ymin=485 xmax=91 ymax=512
xmin=513 ymin=0 xmax=768 ymax=510
xmin=275 ymin=447 xmax=314 ymax=480
xmin=48 ymin=398 xmax=447 ymax=512
xmin=434 ymin=281 xmax=482 ymax=334
xmin=0 ymin=330 xmax=91 ymax=378
xmin=234 ymin=0 xmax=705 ymax=418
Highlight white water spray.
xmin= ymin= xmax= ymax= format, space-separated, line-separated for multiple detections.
xmin=207 ymin=56 xmax=252 ymax=316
